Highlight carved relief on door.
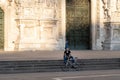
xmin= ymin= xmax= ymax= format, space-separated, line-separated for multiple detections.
xmin=66 ymin=0 xmax=90 ymax=50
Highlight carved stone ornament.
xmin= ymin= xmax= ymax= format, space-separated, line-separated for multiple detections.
xmin=102 ymin=0 xmax=111 ymax=20
xmin=117 ymin=0 xmax=120 ymax=11
xmin=8 ymin=0 xmax=12 ymax=2
xmin=102 ymin=0 xmax=107 ymax=4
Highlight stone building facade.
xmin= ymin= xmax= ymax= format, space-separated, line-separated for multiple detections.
xmin=0 ymin=0 xmax=120 ymax=51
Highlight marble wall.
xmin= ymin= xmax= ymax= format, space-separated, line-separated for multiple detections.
xmin=0 ymin=0 xmax=120 ymax=51
xmin=0 ymin=0 xmax=65 ymax=51
xmin=102 ymin=0 xmax=120 ymax=50
xmin=14 ymin=0 xmax=64 ymax=50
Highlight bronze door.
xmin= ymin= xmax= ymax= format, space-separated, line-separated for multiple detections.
xmin=66 ymin=0 xmax=90 ymax=50
xmin=0 ymin=8 xmax=4 ymax=50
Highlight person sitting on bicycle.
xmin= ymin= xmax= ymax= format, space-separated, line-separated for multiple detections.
xmin=64 ymin=48 xmax=74 ymax=64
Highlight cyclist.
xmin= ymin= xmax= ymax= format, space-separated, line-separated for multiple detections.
xmin=64 ymin=48 xmax=75 ymax=65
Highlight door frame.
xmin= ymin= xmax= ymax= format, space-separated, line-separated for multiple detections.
xmin=0 ymin=8 xmax=4 ymax=50
xmin=62 ymin=0 xmax=97 ymax=50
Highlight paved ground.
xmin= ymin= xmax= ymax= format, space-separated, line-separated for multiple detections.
xmin=0 ymin=51 xmax=119 ymax=80
xmin=0 ymin=50 xmax=120 ymax=61
xmin=0 ymin=70 xmax=120 ymax=80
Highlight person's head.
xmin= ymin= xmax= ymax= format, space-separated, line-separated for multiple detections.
xmin=66 ymin=48 xmax=70 ymax=51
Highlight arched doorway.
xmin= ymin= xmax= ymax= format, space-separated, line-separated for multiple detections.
xmin=0 ymin=8 xmax=4 ymax=50
xmin=66 ymin=0 xmax=91 ymax=50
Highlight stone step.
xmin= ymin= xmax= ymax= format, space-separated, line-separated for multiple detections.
xmin=0 ymin=58 xmax=119 ymax=74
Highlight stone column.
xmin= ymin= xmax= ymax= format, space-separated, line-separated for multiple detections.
xmin=4 ymin=5 xmax=13 ymax=51
xmin=91 ymin=0 xmax=97 ymax=50
xmin=59 ymin=0 xmax=66 ymax=50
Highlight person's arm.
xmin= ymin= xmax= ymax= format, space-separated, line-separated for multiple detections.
xmin=69 ymin=51 xmax=71 ymax=57
xmin=64 ymin=51 xmax=66 ymax=57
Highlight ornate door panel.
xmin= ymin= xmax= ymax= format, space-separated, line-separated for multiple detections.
xmin=0 ymin=8 xmax=4 ymax=50
xmin=66 ymin=0 xmax=90 ymax=50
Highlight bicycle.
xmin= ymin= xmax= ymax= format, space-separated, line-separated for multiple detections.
xmin=65 ymin=57 xmax=75 ymax=68
xmin=61 ymin=57 xmax=80 ymax=71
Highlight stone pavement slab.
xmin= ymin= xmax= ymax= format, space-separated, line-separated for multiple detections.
xmin=0 ymin=50 xmax=119 ymax=61
xmin=0 ymin=70 xmax=120 ymax=80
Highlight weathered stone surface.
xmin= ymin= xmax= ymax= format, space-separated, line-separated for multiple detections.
xmin=0 ymin=0 xmax=120 ymax=51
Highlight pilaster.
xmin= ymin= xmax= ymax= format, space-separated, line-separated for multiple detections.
xmin=91 ymin=0 xmax=97 ymax=50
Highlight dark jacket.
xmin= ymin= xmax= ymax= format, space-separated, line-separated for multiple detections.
xmin=64 ymin=50 xmax=71 ymax=57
